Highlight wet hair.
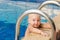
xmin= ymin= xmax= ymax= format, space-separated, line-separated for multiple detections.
xmin=28 ymin=12 xmax=41 ymax=18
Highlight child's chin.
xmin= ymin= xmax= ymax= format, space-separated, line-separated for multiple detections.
xmin=34 ymin=26 xmax=39 ymax=28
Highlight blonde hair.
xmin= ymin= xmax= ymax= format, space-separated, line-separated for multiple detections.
xmin=28 ymin=12 xmax=41 ymax=18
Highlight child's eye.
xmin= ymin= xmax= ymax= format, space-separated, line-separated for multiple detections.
xmin=33 ymin=19 xmax=35 ymax=21
xmin=37 ymin=20 xmax=40 ymax=21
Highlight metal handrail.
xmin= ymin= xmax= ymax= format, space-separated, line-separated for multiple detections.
xmin=15 ymin=9 xmax=56 ymax=40
xmin=38 ymin=1 xmax=60 ymax=10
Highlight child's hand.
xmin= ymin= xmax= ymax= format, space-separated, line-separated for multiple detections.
xmin=41 ymin=32 xmax=49 ymax=37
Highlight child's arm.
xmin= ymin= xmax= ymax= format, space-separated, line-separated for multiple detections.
xmin=42 ymin=23 xmax=51 ymax=29
xmin=25 ymin=26 xmax=43 ymax=36
xmin=30 ymin=27 xmax=49 ymax=36
xmin=29 ymin=26 xmax=46 ymax=35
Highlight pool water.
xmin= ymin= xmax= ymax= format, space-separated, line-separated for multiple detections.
xmin=0 ymin=1 xmax=39 ymax=40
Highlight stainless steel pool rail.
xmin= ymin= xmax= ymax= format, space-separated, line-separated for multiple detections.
xmin=15 ymin=9 xmax=56 ymax=40
xmin=38 ymin=1 xmax=60 ymax=10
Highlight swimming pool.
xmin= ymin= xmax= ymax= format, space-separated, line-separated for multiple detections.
xmin=0 ymin=1 xmax=60 ymax=40
xmin=0 ymin=1 xmax=39 ymax=40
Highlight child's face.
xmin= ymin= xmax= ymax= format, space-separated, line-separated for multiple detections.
xmin=28 ymin=14 xmax=41 ymax=28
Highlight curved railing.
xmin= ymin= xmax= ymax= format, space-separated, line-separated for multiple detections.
xmin=38 ymin=1 xmax=60 ymax=10
xmin=15 ymin=9 xmax=56 ymax=40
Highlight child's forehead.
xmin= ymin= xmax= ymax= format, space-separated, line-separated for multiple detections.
xmin=28 ymin=13 xmax=40 ymax=17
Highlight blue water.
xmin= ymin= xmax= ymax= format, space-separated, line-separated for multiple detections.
xmin=0 ymin=21 xmax=15 ymax=40
xmin=11 ymin=0 xmax=46 ymax=3
xmin=0 ymin=2 xmax=26 ymax=40
xmin=0 ymin=1 xmax=32 ymax=40
xmin=0 ymin=21 xmax=27 ymax=40
xmin=0 ymin=1 xmax=59 ymax=40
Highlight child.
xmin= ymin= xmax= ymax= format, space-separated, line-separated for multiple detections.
xmin=25 ymin=13 xmax=51 ymax=37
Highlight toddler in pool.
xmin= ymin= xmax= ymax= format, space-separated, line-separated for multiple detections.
xmin=25 ymin=13 xmax=51 ymax=37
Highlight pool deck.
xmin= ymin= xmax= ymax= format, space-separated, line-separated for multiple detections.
xmin=53 ymin=14 xmax=60 ymax=32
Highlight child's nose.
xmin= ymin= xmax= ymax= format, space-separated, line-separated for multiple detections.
xmin=35 ymin=21 xmax=38 ymax=24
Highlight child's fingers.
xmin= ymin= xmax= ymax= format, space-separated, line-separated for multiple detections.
xmin=42 ymin=32 xmax=49 ymax=37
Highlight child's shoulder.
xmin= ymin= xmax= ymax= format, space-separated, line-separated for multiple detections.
xmin=39 ymin=23 xmax=44 ymax=28
xmin=40 ymin=23 xmax=51 ymax=29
